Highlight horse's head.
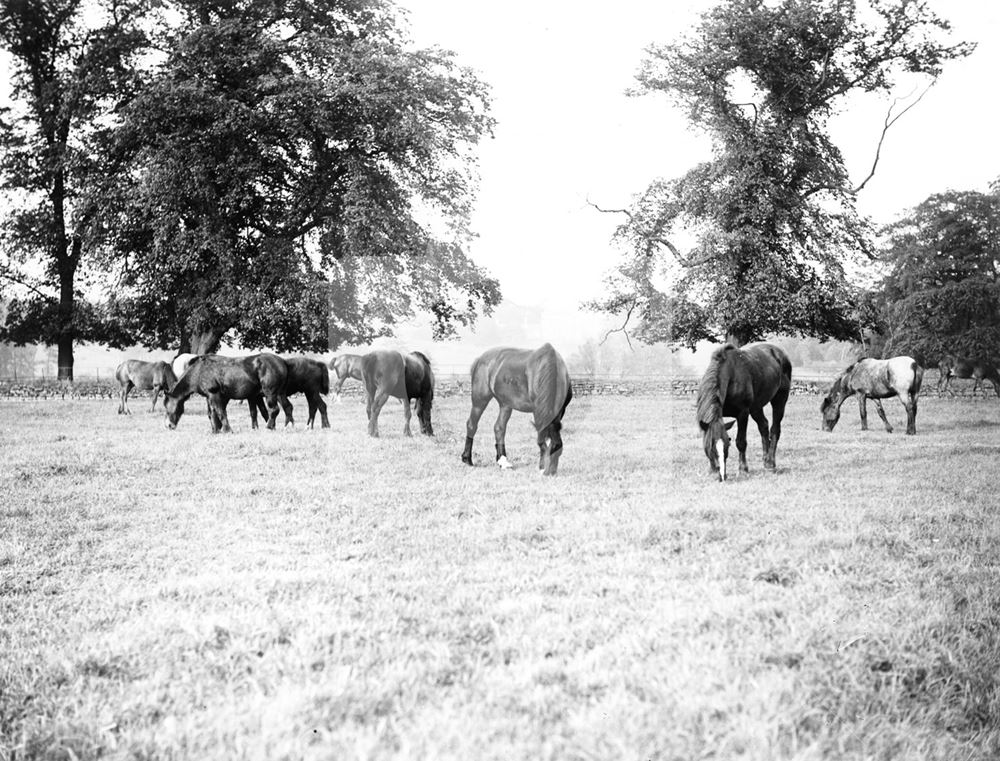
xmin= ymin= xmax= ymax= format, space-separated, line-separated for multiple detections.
xmin=700 ymin=418 xmax=735 ymax=481
xmin=414 ymin=391 xmax=434 ymax=435
xmin=163 ymin=393 xmax=186 ymax=429
xmin=820 ymin=379 xmax=844 ymax=431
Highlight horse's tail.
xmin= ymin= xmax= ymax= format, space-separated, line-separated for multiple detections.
xmin=531 ymin=343 xmax=569 ymax=431
xmin=115 ymin=361 xmax=129 ymax=384
xmin=910 ymin=360 xmax=924 ymax=396
xmin=319 ymin=361 xmax=330 ymax=395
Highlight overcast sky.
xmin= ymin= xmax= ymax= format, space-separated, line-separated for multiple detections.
xmin=399 ymin=0 xmax=1000 ymax=320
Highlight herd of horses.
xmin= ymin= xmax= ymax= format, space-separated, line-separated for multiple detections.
xmin=115 ymin=344 xmax=573 ymax=476
xmin=115 ymin=345 xmax=996 ymax=480
xmin=698 ymin=346 xmax=997 ymax=481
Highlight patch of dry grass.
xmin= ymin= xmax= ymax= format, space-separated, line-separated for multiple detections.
xmin=1 ymin=393 xmax=999 ymax=760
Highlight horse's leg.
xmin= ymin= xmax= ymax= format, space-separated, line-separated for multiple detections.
xmin=748 ymin=408 xmax=770 ymax=472
xmin=368 ymin=390 xmax=389 ymax=437
xmin=213 ymin=395 xmax=233 ymax=433
xmin=857 ymin=392 xmax=869 ymax=430
xmin=872 ymin=398 xmax=893 ymax=433
xmin=304 ymin=393 xmax=317 ymax=429
xmin=402 ymin=395 xmax=413 ymax=437
xmin=543 ymin=388 xmax=572 ymax=476
xmin=117 ymin=383 xmax=126 ymax=414
xmin=278 ymin=394 xmax=294 ymax=428
xmin=122 ymin=381 xmax=134 ymax=415
xmin=942 ymin=375 xmax=955 ymax=397
xmin=766 ymin=394 xmax=787 ymax=470
xmin=462 ymin=398 xmax=489 ymax=466
xmin=493 ymin=405 xmax=513 ymax=468
xmin=901 ymin=393 xmax=918 ymax=435
xmin=730 ymin=409 xmax=748 ymax=474
xmin=262 ymin=393 xmax=283 ymax=430
xmin=150 ymin=385 xmax=161 ymax=413
xmin=248 ymin=395 xmax=260 ymax=430
xmin=315 ymin=393 xmax=330 ymax=429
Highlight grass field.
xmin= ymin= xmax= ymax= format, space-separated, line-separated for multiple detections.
xmin=1 ymin=391 xmax=999 ymax=760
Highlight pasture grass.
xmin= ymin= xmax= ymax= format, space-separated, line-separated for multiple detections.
xmin=1 ymin=392 xmax=999 ymax=760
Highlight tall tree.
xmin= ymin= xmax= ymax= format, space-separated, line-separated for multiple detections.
xmin=0 ymin=0 xmax=149 ymax=379
xmin=871 ymin=187 xmax=1000 ymax=363
xmin=590 ymin=0 xmax=972 ymax=348
xmin=99 ymin=0 xmax=499 ymax=354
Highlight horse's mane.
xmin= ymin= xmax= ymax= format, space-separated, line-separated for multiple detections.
xmin=532 ymin=343 xmax=565 ymax=430
xmin=696 ymin=344 xmax=737 ymax=428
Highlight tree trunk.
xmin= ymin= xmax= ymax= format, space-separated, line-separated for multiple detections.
xmin=189 ymin=328 xmax=226 ymax=354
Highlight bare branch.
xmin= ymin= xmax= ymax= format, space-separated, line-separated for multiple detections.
xmin=586 ymin=197 xmax=634 ymax=220
xmin=851 ymin=81 xmax=934 ymax=194
xmin=599 ymin=300 xmax=636 ymax=350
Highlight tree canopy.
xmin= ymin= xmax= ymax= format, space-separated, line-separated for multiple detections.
xmin=98 ymin=0 xmax=500 ymax=354
xmin=590 ymin=0 xmax=972 ymax=348
xmin=870 ymin=187 xmax=1000 ymax=364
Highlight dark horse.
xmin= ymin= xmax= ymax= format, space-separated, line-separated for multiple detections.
xmin=329 ymin=354 xmax=364 ymax=402
xmin=937 ymin=356 xmax=1000 ymax=398
xmin=360 ymin=350 xmax=434 ymax=437
xmin=821 ymin=356 xmax=923 ymax=435
xmin=115 ymin=360 xmax=178 ymax=414
xmin=461 ymin=344 xmax=573 ymax=476
xmin=279 ymin=356 xmax=330 ymax=428
xmin=696 ymin=343 xmax=791 ymax=482
xmin=163 ymin=354 xmax=288 ymax=433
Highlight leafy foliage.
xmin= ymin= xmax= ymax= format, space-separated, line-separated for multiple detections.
xmin=871 ymin=188 xmax=1000 ymax=363
xmin=590 ymin=0 xmax=972 ymax=348
xmin=0 ymin=0 xmax=150 ymax=376
xmin=98 ymin=0 xmax=500 ymax=353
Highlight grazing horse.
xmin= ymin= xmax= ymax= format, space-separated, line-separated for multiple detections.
xmin=163 ymin=354 xmax=288 ymax=433
xmin=461 ymin=344 xmax=573 ymax=476
xmin=696 ymin=343 xmax=792 ymax=482
xmin=937 ymin=356 xmax=1000 ymax=398
xmin=171 ymin=353 xmax=199 ymax=380
xmin=115 ymin=360 xmax=178 ymax=414
xmin=360 ymin=350 xmax=434 ymax=437
xmin=329 ymin=354 xmax=364 ymax=403
xmin=821 ymin=356 xmax=923 ymax=435
xmin=281 ymin=356 xmax=330 ymax=428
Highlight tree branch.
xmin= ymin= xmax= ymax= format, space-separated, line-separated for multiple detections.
xmin=851 ymin=82 xmax=934 ymax=194
xmin=0 ymin=270 xmax=58 ymax=303
xmin=599 ymin=299 xmax=636 ymax=350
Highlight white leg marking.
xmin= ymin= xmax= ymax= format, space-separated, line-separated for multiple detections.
xmin=497 ymin=455 xmax=513 ymax=469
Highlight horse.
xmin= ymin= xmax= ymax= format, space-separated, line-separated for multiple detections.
xmin=115 ymin=360 xmax=178 ymax=414
xmin=360 ymin=350 xmax=434 ymax=437
xmin=329 ymin=353 xmax=364 ymax=403
xmin=163 ymin=354 xmax=288 ymax=433
xmin=696 ymin=343 xmax=791 ymax=482
xmin=937 ymin=356 xmax=1000 ymax=398
xmin=281 ymin=356 xmax=330 ymax=428
xmin=821 ymin=356 xmax=923 ymax=435
xmin=171 ymin=352 xmax=199 ymax=380
xmin=460 ymin=344 xmax=573 ymax=476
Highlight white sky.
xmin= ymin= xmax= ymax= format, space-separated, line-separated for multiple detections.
xmin=399 ymin=0 xmax=1000 ymax=315
xmin=6 ymin=0 xmax=1000 ymax=372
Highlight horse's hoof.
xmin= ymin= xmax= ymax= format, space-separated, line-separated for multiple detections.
xmin=497 ymin=456 xmax=513 ymax=469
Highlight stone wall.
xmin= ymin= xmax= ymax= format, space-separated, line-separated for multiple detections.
xmin=2 ymin=372 xmax=990 ymax=400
